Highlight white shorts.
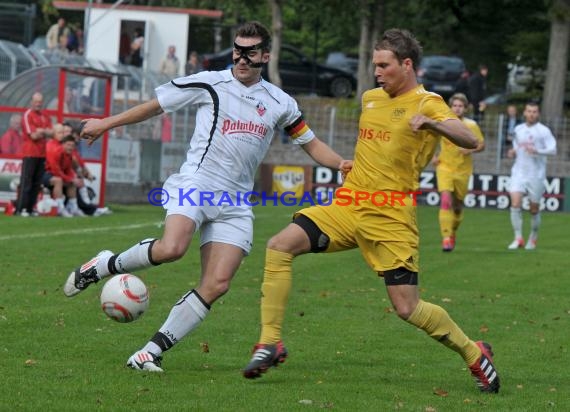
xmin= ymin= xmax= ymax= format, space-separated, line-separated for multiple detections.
xmin=509 ymin=176 xmax=545 ymax=203
xmin=162 ymin=173 xmax=254 ymax=254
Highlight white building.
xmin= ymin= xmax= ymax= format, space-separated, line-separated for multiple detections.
xmin=53 ymin=1 xmax=222 ymax=76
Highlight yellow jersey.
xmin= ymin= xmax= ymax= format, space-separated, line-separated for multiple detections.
xmin=437 ymin=117 xmax=484 ymax=175
xmin=344 ymin=85 xmax=456 ymax=193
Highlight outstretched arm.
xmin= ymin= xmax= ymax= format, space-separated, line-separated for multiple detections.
xmin=80 ymin=98 xmax=163 ymax=145
xmin=300 ymin=137 xmax=349 ymax=171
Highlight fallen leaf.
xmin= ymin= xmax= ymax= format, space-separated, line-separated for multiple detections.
xmin=433 ymin=388 xmax=448 ymax=397
xmin=200 ymin=342 xmax=210 ymax=353
xmin=516 ymin=384 xmax=523 ymax=389
xmin=441 ymin=298 xmax=452 ymax=303
xmin=298 ymin=399 xmax=313 ymax=405
xmin=25 ymin=359 xmax=36 ymax=366
xmin=425 ymin=407 xmax=437 ymax=412
xmin=479 ymin=325 xmax=489 ymax=333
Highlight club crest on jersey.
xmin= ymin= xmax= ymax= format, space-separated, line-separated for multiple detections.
xmin=391 ymin=108 xmax=406 ymax=122
xmin=256 ymin=101 xmax=267 ymax=116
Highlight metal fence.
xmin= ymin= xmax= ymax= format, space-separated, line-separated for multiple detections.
xmin=1 ymin=38 xmax=569 ymax=183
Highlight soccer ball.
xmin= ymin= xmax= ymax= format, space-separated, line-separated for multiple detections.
xmin=100 ymin=274 xmax=149 ymax=323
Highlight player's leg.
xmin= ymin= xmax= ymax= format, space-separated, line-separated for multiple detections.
xmin=128 ymin=242 xmax=245 ymax=372
xmin=64 ymin=214 xmax=195 ymax=297
xmin=436 ymin=171 xmax=455 ymax=251
xmin=242 ymin=221 xmax=311 ymax=378
xmin=525 ymin=179 xmax=545 ymax=250
xmin=439 ymin=190 xmax=455 ymax=250
xmin=385 ymin=274 xmax=500 ymax=393
xmin=508 ymin=190 xmax=525 ymax=249
xmin=243 ymin=204 xmax=356 ymax=379
xmin=451 ymin=175 xmax=468 ymax=246
xmin=366 ymin=201 xmax=499 ymax=393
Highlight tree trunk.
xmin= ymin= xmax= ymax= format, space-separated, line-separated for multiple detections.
xmin=268 ymin=0 xmax=283 ymax=87
xmin=356 ymin=0 xmax=383 ymax=100
xmin=542 ymin=0 xmax=570 ymax=122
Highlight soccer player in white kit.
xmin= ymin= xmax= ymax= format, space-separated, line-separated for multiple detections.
xmin=507 ymin=102 xmax=556 ymax=250
xmin=63 ymin=21 xmax=350 ymax=372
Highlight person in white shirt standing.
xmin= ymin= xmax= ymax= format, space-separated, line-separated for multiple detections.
xmin=507 ymin=102 xmax=557 ymax=250
xmin=62 ymin=21 xmax=350 ymax=372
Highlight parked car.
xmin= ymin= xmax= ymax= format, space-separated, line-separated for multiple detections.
xmin=416 ymin=55 xmax=466 ymax=99
xmin=201 ymin=44 xmax=356 ymax=98
xmin=326 ymin=52 xmax=358 ymax=76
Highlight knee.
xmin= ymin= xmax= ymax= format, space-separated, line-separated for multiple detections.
xmin=266 ymin=234 xmax=289 ymax=252
xmin=393 ymin=302 xmax=416 ymax=320
xmin=155 ymin=239 xmax=187 ymax=261
xmin=210 ymin=278 xmax=231 ymax=298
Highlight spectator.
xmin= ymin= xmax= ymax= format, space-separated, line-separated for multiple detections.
xmin=502 ymin=104 xmax=522 ymax=157
xmin=0 ymin=114 xmax=23 ymax=156
xmin=468 ymin=64 xmax=488 ymax=123
xmin=159 ymin=45 xmax=180 ymax=77
xmin=454 ymin=69 xmax=470 ymax=97
xmin=44 ymin=132 xmax=83 ymax=217
xmin=62 ymin=121 xmax=102 ymax=216
xmin=185 ymin=51 xmax=201 ymax=76
xmin=66 ymin=24 xmax=82 ymax=54
xmin=46 ymin=17 xmax=70 ymax=50
xmin=119 ymin=30 xmax=131 ymax=64
xmin=130 ymin=28 xmax=144 ymax=67
xmin=16 ymin=92 xmax=53 ymax=217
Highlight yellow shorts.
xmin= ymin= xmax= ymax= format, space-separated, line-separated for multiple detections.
xmin=436 ymin=169 xmax=470 ymax=201
xmin=296 ymin=189 xmax=419 ymax=273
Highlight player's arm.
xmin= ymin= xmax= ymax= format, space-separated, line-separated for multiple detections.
xmin=535 ymin=131 xmax=557 ymax=156
xmin=460 ymin=126 xmax=485 ymax=154
xmin=300 ymin=137 xmax=350 ymax=172
xmin=411 ymin=116 xmax=477 ymax=149
xmin=80 ymin=98 xmax=164 ymax=145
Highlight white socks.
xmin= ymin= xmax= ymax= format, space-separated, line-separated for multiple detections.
xmin=96 ymin=238 xmax=159 ymax=278
xmin=143 ymin=290 xmax=210 ymax=356
xmin=510 ymin=207 xmax=523 ymax=239
xmin=530 ymin=212 xmax=541 ymax=241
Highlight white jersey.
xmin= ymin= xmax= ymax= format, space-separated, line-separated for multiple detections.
xmin=155 ymin=69 xmax=315 ymax=195
xmin=511 ymin=121 xmax=556 ymax=180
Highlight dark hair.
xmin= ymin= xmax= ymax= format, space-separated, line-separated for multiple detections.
xmin=234 ymin=21 xmax=271 ymax=51
xmin=62 ymin=135 xmax=76 ymax=144
xmin=525 ymin=100 xmax=540 ymax=110
xmin=375 ymin=28 xmax=422 ymax=70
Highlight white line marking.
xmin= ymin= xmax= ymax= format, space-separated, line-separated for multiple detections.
xmin=0 ymin=222 xmax=162 ymax=241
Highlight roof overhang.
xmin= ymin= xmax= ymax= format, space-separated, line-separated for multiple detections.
xmin=52 ymin=1 xmax=223 ymax=19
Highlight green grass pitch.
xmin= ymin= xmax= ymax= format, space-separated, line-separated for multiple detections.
xmin=1 ymin=204 xmax=569 ymax=411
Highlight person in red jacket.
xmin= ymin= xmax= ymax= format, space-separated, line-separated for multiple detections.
xmin=16 ymin=92 xmax=53 ymax=216
xmin=0 ymin=114 xmax=23 ymax=155
xmin=43 ymin=135 xmax=83 ymax=217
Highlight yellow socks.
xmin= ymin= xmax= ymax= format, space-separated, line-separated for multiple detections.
xmin=452 ymin=210 xmax=464 ymax=234
xmin=439 ymin=209 xmax=454 ymax=238
xmin=406 ymin=300 xmax=480 ymax=366
xmin=259 ymin=249 xmax=294 ymax=344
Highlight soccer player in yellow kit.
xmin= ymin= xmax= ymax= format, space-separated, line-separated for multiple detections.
xmin=433 ymin=93 xmax=485 ymax=251
xmin=243 ymin=29 xmax=500 ymax=393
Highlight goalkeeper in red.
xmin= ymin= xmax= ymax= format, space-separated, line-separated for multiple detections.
xmin=432 ymin=93 xmax=485 ymax=251
xmin=243 ymin=29 xmax=500 ymax=393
